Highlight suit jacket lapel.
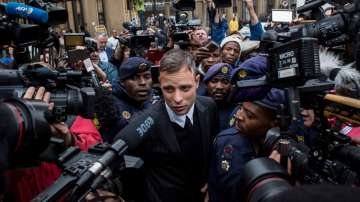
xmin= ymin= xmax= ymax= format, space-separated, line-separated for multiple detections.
xmin=195 ymin=98 xmax=210 ymax=165
xmin=158 ymin=101 xmax=181 ymax=153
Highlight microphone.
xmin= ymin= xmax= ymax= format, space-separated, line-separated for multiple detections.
xmin=319 ymin=49 xmax=360 ymax=98
xmin=72 ymin=113 xmax=156 ymax=198
xmin=1 ymin=2 xmax=48 ymax=25
xmin=113 ymin=113 xmax=156 ymax=150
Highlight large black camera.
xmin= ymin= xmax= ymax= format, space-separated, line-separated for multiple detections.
xmin=0 ymin=98 xmax=52 ymax=170
xmin=243 ymin=157 xmax=291 ymax=202
xmin=0 ymin=66 xmax=96 ymax=122
xmin=264 ymin=127 xmax=360 ymax=185
xmin=267 ymin=37 xmax=321 ymax=86
xmin=31 ymin=139 xmax=143 ymax=202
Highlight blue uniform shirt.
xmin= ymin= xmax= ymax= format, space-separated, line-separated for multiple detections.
xmin=218 ymin=104 xmax=238 ymax=131
xmin=100 ymin=87 xmax=152 ymax=142
xmin=208 ymin=127 xmax=257 ymax=202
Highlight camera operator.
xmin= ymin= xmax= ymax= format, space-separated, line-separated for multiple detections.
xmin=100 ymin=57 xmax=153 ymax=143
xmin=196 ymin=44 xmax=222 ymax=96
xmin=197 ymin=45 xmax=222 ymax=76
xmin=191 ymin=27 xmax=210 ymax=47
xmin=96 ymin=34 xmax=114 ymax=63
xmin=208 ymin=88 xmax=285 ymax=202
xmin=88 ymin=42 xmax=120 ymax=93
xmin=203 ymin=63 xmax=237 ymax=131
xmin=5 ymin=87 xmax=102 ymax=202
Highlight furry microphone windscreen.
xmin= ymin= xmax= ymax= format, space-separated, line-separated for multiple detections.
xmin=319 ymin=49 xmax=360 ymax=98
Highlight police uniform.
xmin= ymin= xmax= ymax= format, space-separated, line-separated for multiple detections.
xmin=203 ymin=63 xmax=237 ymax=131
xmin=230 ymin=55 xmax=270 ymax=103
xmin=289 ymin=117 xmax=319 ymax=147
xmin=100 ymin=57 xmax=153 ymax=142
xmin=208 ymin=127 xmax=257 ymax=202
xmin=208 ymin=89 xmax=286 ymax=202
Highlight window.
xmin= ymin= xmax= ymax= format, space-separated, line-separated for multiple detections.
xmin=97 ymin=0 xmax=106 ymax=25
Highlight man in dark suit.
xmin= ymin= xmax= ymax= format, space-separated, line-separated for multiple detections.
xmin=115 ymin=49 xmax=219 ymax=202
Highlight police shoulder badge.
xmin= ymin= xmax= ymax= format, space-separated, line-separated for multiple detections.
xmin=238 ymin=69 xmax=247 ymax=79
xmin=138 ymin=63 xmax=147 ymax=71
xmin=221 ymin=66 xmax=229 ymax=74
xmin=122 ymin=111 xmax=131 ymax=119
xmin=229 ymin=117 xmax=235 ymax=127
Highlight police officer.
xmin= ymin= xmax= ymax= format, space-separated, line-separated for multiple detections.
xmin=100 ymin=57 xmax=153 ymax=142
xmin=228 ymin=55 xmax=270 ymax=128
xmin=203 ymin=63 xmax=237 ymax=131
xmin=208 ymin=88 xmax=285 ymax=202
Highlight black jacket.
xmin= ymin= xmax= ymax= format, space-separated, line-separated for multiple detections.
xmin=115 ymin=96 xmax=219 ymax=202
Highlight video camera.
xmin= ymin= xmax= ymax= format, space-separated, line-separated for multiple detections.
xmin=243 ymin=93 xmax=360 ymax=201
xmin=31 ymin=139 xmax=143 ymax=202
xmin=169 ymin=11 xmax=201 ymax=48
xmin=0 ymin=1 xmax=67 ymax=47
xmin=0 ymin=65 xmax=96 ymax=122
xmin=235 ymin=1 xmax=360 ymax=197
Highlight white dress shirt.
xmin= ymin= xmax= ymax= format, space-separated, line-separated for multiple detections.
xmin=165 ymin=102 xmax=194 ymax=128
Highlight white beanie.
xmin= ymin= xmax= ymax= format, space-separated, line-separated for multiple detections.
xmin=220 ymin=35 xmax=260 ymax=54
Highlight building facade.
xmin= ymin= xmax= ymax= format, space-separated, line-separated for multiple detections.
xmin=0 ymin=0 xmax=292 ymax=37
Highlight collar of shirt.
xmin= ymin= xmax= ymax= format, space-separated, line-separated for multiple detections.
xmin=99 ymin=51 xmax=109 ymax=62
xmin=165 ymin=102 xmax=194 ymax=128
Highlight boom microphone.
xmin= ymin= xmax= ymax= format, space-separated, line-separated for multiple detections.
xmin=71 ymin=110 xmax=158 ymax=198
xmin=0 ymin=2 xmax=48 ymax=25
xmin=114 ymin=111 xmax=156 ymax=150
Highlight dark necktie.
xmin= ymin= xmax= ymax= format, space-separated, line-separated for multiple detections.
xmin=185 ymin=116 xmax=193 ymax=129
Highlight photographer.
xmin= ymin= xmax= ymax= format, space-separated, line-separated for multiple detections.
xmin=89 ymin=46 xmax=120 ymax=92
xmin=208 ymin=88 xmax=285 ymax=202
xmin=5 ymin=87 xmax=102 ymax=202
xmin=96 ymin=34 xmax=114 ymax=63
xmin=197 ymin=45 xmax=222 ymax=76
xmin=191 ymin=27 xmax=210 ymax=47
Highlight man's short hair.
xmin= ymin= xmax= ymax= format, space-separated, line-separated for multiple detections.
xmin=159 ymin=49 xmax=197 ymax=74
xmin=96 ymin=33 xmax=108 ymax=40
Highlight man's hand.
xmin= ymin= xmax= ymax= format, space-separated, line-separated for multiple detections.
xmin=244 ymin=0 xmax=254 ymax=8
xmin=206 ymin=0 xmax=215 ymax=9
xmin=201 ymin=183 xmax=209 ymax=202
xmin=196 ymin=48 xmax=212 ymax=61
xmin=269 ymin=150 xmax=292 ymax=175
xmin=100 ymin=80 xmax=113 ymax=92
xmin=351 ymin=137 xmax=360 ymax=147
xmin=23 ymin=87 xmax=74 ymax=147
xmin=244 ymin=0 xmax=259 ymax=25
xmin=85 ymin=190 xmax=124 ymax=202
xmin=50 ymin=122 xmax=73 ymax=146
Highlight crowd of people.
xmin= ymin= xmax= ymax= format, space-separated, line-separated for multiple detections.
xmin=1 ymin=0 xmax=360 ymax=202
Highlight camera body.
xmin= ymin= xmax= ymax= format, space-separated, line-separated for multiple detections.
xmin=268 ymin=37 xmax=321 ymax=86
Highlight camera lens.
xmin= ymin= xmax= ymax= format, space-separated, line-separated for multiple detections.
xmin=0 ymin=98 xmax=51 ymax=166
xmin=244 ymin=158 xmax=291 ymax=202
